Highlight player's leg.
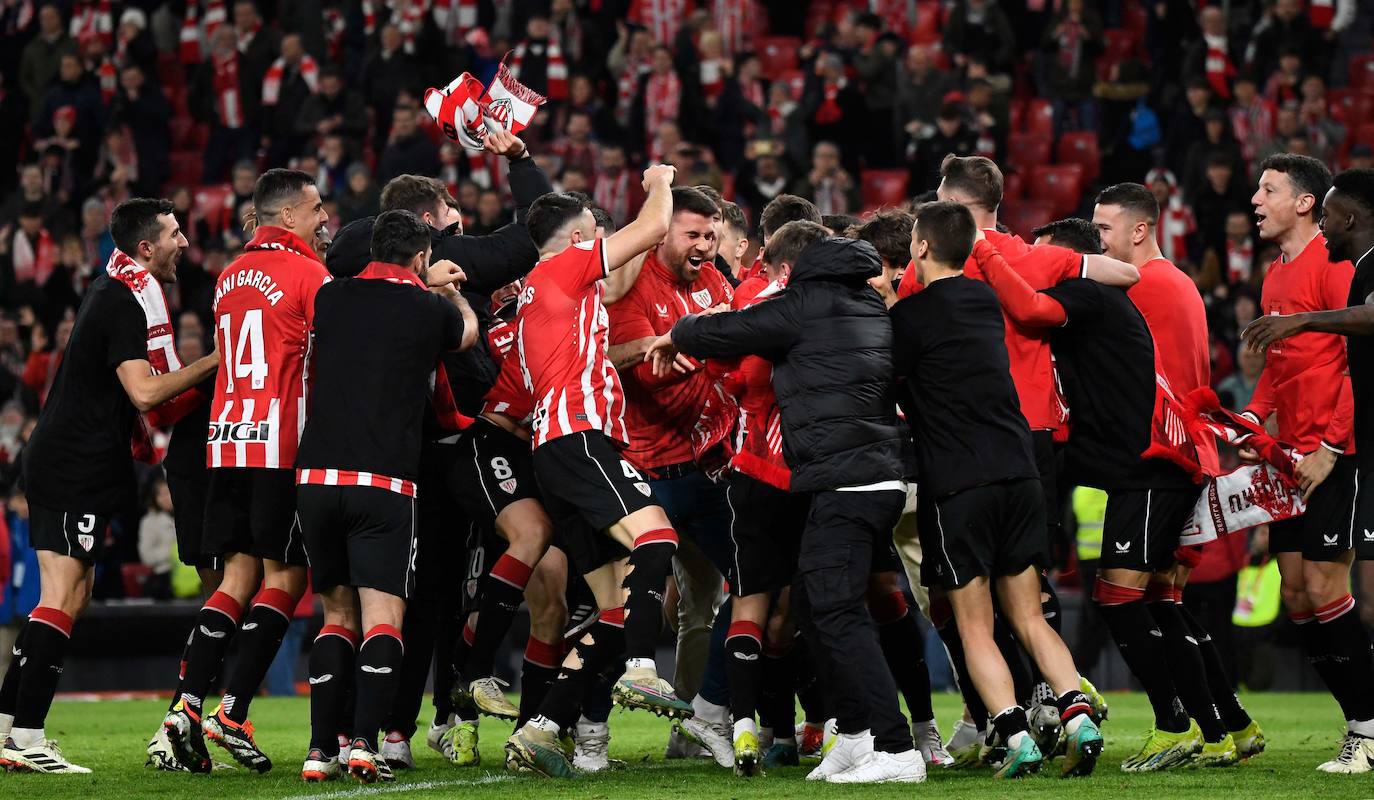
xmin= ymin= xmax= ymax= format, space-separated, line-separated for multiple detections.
xmin=517 ymin=546 xmax=570 ymax=726
xmin=303 ymin=585 xmax=359 ymax=782
xmin=1305 ymin=552 xmax=1374 ymax=772
xmin=1 ymin=546 xmax=94 ymax=774
xmin=606 ymin=504 xmax=688 ymax=714
xmin=1142 ymin=565 xmax=1229 ymax=757
xmin=867 ymin=571 xmax=943 ymax=762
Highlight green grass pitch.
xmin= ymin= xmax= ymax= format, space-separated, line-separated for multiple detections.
xmin=5 ymin=692 xmax=1373 ymax=798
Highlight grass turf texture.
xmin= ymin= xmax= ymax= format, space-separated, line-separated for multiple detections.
xmin=4 ymin=692 xmax=1369 ymax=798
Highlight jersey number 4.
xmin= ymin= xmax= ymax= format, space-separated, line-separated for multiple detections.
xmin=219 ymin=309 xmax=269 ymax=393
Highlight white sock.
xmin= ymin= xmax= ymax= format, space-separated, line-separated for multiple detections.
xmin=691 ymin=694 xmax=728 ymax=724
xmin=10 ymin=727 xmax=43 ymax=748
xmin=1350 ymin=718 xmax=1374 ymax=738
xmin=625 ymin=657 xmax=656 ymax=672
xmin=839 ymin=729 xmax=872 ymax=742
xmin=733 ymin=717 xmax=758 ymax=740
xmin=0 ymin=712 xmax=13 ymax=737
xmin=529 ymin=716 xmax=560 ymax=735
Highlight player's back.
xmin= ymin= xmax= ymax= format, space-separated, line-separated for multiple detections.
xmin=208 ymin=226 xmax=330 ymax=469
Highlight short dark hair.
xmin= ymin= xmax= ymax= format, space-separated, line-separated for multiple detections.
xmin=760 ymin=194 xmax=822 ymax=240
xmin=526 ymin=192 xmax=592 ymax=250
xmin=672 ymin=186 xmax=720 ymax=219
xmin=253 ymin=168 xmax=316 ymax=219
xmin=111 ymin=198 xmax=176 ymax=254
xmin=853 ymin=210 xmax=916 ymax=267
xmin=762 ymin=220 xmax=828 ymax=269
xmin=591 ymin=206 xmax=617 ymax=234
xmin=1257 ymin=152 xmax=1333 ymax=207
xmin=913 ymin=201 xmax=976 ymax=266
xmin=721 ymin=201 xmax=747 ymax=235
xmin=823 ymin=214 xmax=862 ymax=236
xmin=380 ymin=174 xmax=451 ymax=219
xmin=1333 ymin=168 xmax=1374 ymax=219
xmin=693 ymin=185 xmax=724 ymax=213
xmin=1095 ymin=182 xmax=1160 ymax=226
xmin=940 ymin=155 xmax=1004 ymax=211
xmin=370 ymin=209 xmax=432 ymax=267
xmin=1031 ymin=217 xmax=1103 ymax=254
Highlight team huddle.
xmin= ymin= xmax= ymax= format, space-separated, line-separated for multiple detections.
xmin=4 ymin=126 xmax=1374 ymax=786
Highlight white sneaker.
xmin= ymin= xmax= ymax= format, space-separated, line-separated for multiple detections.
xmin=427 ymin=717 xmax=455 ymax=760
xmin=379 ymin=731 xmax=415 ymax=769
xmin=665 ymin=724 xmax=710 ymax=759
xmin=1317 ymin=733 xmax=1374 ymax=773
xmin=573 ymin=718 xmax=620 ymax=772
xmin=806 ymin=730 xmax=873 ymax=781
xmin=913 ymin=719 xmax=954 ymax=767
xmin=2 ymin=736 xmax=92 ymax=773
xmin=827 ymin=749 xmax=928 ymax=784
xmin=146 ymin=726 xmax=189 ymax=772
xmin=678 ymin=717 xmax=735 ymax=768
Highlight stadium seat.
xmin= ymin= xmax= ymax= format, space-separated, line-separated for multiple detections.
xmin=1056 ymin=131 xmax=1100 ymax=184
xmin=121 ymin=563 xmax=154 ymax=598
xmin=1007 ymin=132 xmax=1052 ymax=171
xmin=1350 ymin=54 xmax=1374 ymax=89
xmin=1331 ymin=90 xmax=1374 ymax=127
xmin=911 ymin=1 xmax=940 ymax=43
xmin=1028 ymin=164 xmax=1085 ymax=218
xmin=860 ymin=169 xmax=910 ymax=207
xmin=1022 ymin=98 xmax=1054 ymax=137
xmin=1002 ymin=170 xmax=1024 ymax=202
xmin=1001 ymin=200 xmax=1055 ymax=242
xmin=169 ymin=116 xmax=195 ymax=149
xmin=759 ymin=36 xmax=801 ymax=79
xmin=193 ymin=184 xmax=233 ymax=236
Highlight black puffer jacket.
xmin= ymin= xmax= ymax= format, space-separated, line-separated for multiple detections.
xmin=672 ymin=236 xmax=905 ymax=492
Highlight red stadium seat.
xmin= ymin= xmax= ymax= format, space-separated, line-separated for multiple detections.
xmin=121 ymin=563 xmax=153 ymax=598
xmin=1056 ymin=131 xmax=1100 ymax=183
xmin=169 ymin=116 xmax=195 ymax=149
xmin=1331 ymin=90 xmax=1374 ymax=127
xmin=1022 ymin=98 xmax=1054 ymax=137
xmin=759 ymin=36 xmax=801 ymax=79
xmin=1350 ymin=54 xmax=1374 ymax=89
xmin=1002 ymin=170 xmax=1024 ymax=202
xmin=860 ymin=169 xmax=910 ymax=207
xmin=1007 ymin=133 xmax=1052 ymax=171
xmin=193 ymin=183 xmax=233 ymax=237
xmin=1028 ymin=164 xmax=1085 ymax=218
xmin=911 ymin=1 xmax=941 ymax=43
xmin=1001 ymin=201 xmax=1055 ymax=242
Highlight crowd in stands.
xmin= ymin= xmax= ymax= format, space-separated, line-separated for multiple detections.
xmin=0 ymin=0 xmax=1371 ymax=651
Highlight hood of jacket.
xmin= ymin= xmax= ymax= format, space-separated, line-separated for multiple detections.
xmin=789 ymin=236 xmax=882 ymax=285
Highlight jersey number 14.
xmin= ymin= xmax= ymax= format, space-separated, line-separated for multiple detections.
xmin=219 ymin=309 xmax=268 ymax=393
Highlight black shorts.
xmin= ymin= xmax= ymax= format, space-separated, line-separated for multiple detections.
xmin=917 ymin=478 xmax=1048 ymax=589
xmin=298 ymin=484 xmax=418 ymax=598
xmin=1101 ymin=486 xmax=1199 ymax=572
xmin=870 ymin=537 xmax=902 ymax=575
xmin=460 ymin=521 xmax=507 ymax=615
xmin=202 ymin=467 xmax=305 ymax=565
xmin=1270 ymin=455 xmax=1369 ymax=561
xmin=725 ymin=472 xmax=808 ymax=597
xmin=1032 ymin=429 xmax=1065 ymax=552
xmin=28 ymin=502 xmax=110 ymax=562
xmin=534 ymin=431 xmax=656 ymax=574
xmin=450 ymin=418 xmax=542 ymax=527
xmin=414 ymin=440 xmax=468 ymax=598
xmin=166 ymin=469 xmax=220 ymax=571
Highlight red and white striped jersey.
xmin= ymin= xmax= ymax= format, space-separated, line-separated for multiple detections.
xmin=516 ymin=238 xmax=627 ymax=448
xmin=207 ymin=226 xmax=330 ymax=470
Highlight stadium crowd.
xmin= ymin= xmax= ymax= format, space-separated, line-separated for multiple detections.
xmin=2 ymin=0 xmax=1374 ymax=787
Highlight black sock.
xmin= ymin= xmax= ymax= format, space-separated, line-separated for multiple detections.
xmin=622 ymin=531 xmax=676 ymax=659
xmin=1040 ymin=574 xmax=1063 ymax=634
xmin=994 ymin=616 xmax=1034 ymax=707
xmin=1148 ymin=599 xmax=1225 ymax=742
xmin=353 ymin=626 xmax=404 ymax=752
xmin=13 ymin=609 xmax=73 ymax=730
xmin=540 ymin=613 xmax=625 ymax=731
xmin=725 ymin=621 xmax=764 ymax=724
xmin=518 ymin=636 xmax=563 ymax=727
xmin=0 ymin=623 xmax=28 ymax=717
xmin=1297 ymin=615 xmax=1350 ymax=717
xmin=935 ymin=612 xmax=989 ymax=729
xmin=579 ymin=669 xmax=616 ymax=724
xmin=223 ymin=589 xmax=294 ymax=723
xmin=875 ymin=596 xmax=934 ymax=723
xmin=168 ymin=627 xmax=194 ymax=713
xmin=468 ymin=554 xmax=532 ymax=678
xmin=1317 ymin=596 xmax=1374 ymax=723
xmin=991 ymin=706 xmax=1030 ymax=743
xmin=1055 ymin=689 xmax=1092 ymax=725
xmin=450 ymin=620 xmax=478 ymax=722
xmin=431 ymin=614 xmax=457 ymax=725
xmin=178 ymin=591 xmax=243 ymax=717
xmin=1179 ymin=605 xmax=1252 ymax=731
xmin=308 ymin=626 xmax=357 ymax=755
xmin=1095 ymin=596 xmax=1188 ymax=732
xmin=759 ymin=643 xmax=797 ymax=738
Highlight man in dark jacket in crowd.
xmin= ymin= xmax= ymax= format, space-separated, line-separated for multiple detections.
xmin=645 ymin=222 xmax=923 ymax=784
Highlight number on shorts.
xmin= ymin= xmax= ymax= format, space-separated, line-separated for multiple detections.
xmin=621 ymin=460 xmax=643 ymax=480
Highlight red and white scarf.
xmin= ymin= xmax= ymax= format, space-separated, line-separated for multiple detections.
xmin=11 ymin=227 xmax=56 ymax=285
xmin=594 ymin=168 xmax=631 ymax=228
xmin=1203 ymin=34 xmax=1235 ymax=99
xmin=179 ymin=3 xmax=201 ymax=64
xmin=1147 ymin=168 xmax=1194 ymax=265
xmin=616 ymin=57 xmax=650 ymax=128
xmin=204 ymin=0 xmax=227 ymax=37
xmin=97 ymin=56 xmax=117 ymax=103
xmin=700 ymin=59 xmax=725 ymax=103
xmin=814 ymin=80 xmax=844 ymax=125
xmin=512 ymin=39 xmax=568 ymax=100
xmin=363 ymin=0 xmax=431 ymax=53
xmin=1226 ymin=237 xmax=1255 ymax=285
xmin=69 ymin=0 xmax=112 ymax=48
xmin=713 ymin=0 xmax=759 ymax=56
xmin=1229 ymin=98 xmax=1274 ymax=162
xmin=645 ymin=70 xmax=681 ymax=140
xmin=1309 ymin=0 xmax=1335 ymax=30
xmin=262 ymin=54 xmax=319 ymax=106
xmin=213 ymin=49 xmax=244 ymax=128
xmin=432 ymin=0 xmax=478 ymax=42
xmin=630 ymin=0 xmax=686 ymax=46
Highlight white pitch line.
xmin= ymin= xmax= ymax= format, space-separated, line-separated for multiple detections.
xmin=284 ymin=773 xmax=514 ymax=799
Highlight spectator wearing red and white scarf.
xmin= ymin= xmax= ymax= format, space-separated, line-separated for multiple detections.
xmin=629 ymin=0 xmax=687 ymax=48
xmin=612 ymin=27 xmax=654 ymax=130
xmin=593 ymin=145 xmax=645 ymax=228
xmin=640 ymin=45 xmax=680 ymax=153
xmin=694 ymin=30 xmax=729 ymax=106
xmin=712 ymin=0 xmax=760 ymax=57
xmin=261 ymin=33 xmax=318 ymax=165
xmin=1147 ymin=168 xmax=1196 ymax=268
xmin=68 ymin=0 xmax=111 ymax=49
xmin=1227 ymin=75 xmax=1274 ymax=163
xmin=511 ymin=14 xmax=569 ymax=101
xmin=1221 ymin=210 xmax=1256 ymax=287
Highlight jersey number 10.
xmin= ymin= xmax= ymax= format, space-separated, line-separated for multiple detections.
xmin=219 ymin=309 xmax=269 ymax=393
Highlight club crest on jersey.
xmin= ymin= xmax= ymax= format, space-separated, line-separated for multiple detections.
xmin=655 ymin=303 xmax=669 ymax=317
xmin=77 ymin=534 xmax=94 ymax=552
xmin=499 ymin=478 xmax=518 ymax=494
xmin=692 ymin=289 xmax=712 ymax=308
xmin=207 ymin=420 xmax=274 ymax=443
xmin=634 ymin=481 xmax=651 ymax=497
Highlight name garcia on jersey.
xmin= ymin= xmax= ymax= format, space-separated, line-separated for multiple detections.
xmin=214 ymin=268 xmax=286 ymax=308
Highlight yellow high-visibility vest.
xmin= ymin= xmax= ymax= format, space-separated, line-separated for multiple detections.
xmin=1073 ymin=486 xmax=1107 ymax=561
xmin=1233 ymin=559 xmax=1281 ymax=628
